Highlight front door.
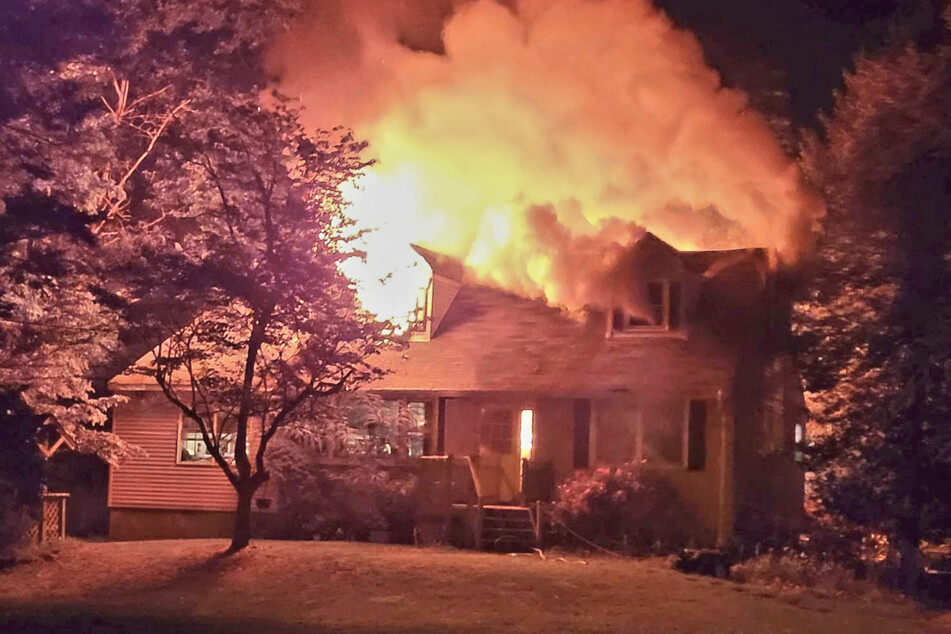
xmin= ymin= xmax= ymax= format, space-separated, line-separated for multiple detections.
xmin=477 ymin=406 xmax=522 ymax=503
xmin=442 ymin=399 xmax=531 ymax=504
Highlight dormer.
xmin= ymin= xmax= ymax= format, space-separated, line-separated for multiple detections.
xmin=408 ymin=244 xmax=464 ymax=342
xmin=606 ymin=233 xmax=697 ymax=338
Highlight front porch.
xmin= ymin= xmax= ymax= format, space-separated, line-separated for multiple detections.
xmin=416 ymin=454 xmax=545 ymax=551
xmin=389 ymin=390 xmax=734 ymax=549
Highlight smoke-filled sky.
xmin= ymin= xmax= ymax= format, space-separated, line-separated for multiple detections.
xmin=269 ymin=0 xmax=824 ymax=321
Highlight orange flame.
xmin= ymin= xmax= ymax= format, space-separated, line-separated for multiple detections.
xmin=273 ymin=0 xmax=823 ymax=323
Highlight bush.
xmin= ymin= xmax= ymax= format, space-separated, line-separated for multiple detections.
xmin=551 ymin=463 xmax=694 ymax=554
xmin=731 ymin=550 xmax=895 ymax=598
xmin=0 ymin=477 xmax=31 ymax=561
xmin=267 ymin=438 xmax=417 ymax=542
xmin=303 ymin=465 xmax=417 ymax=542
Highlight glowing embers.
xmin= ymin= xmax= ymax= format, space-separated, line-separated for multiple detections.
xmin=519 ymin=408 xmax=534 ymax=460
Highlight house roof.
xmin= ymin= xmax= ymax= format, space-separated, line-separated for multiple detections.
xmin=370 ymin=284 xmax=743 ymax=396
xmin=371 ymin=235 xmax=768 ymax=396
xmin=412 ymin=244 xmax=465 ymax=282
xmin=110 ymin=234 xmax=772 ymax=397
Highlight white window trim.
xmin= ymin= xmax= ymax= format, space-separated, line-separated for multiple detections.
xmin=608 ymin=279 xmax=686 ymax=338
xmin=176 ymin=412 xmax=226 ymax=467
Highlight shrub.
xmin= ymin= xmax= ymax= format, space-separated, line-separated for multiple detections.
xmin=0 ymin=477 xmax=31 ymax=561
xmin=731 ymin=550 xmax=896 ymax=598
xmin=305 ymin=465 xmax=418 ymax=542
xmin=551 ymin=463 xmax=694 ymax=554
xmin=267 ymin=438 xmax=417 ymax=542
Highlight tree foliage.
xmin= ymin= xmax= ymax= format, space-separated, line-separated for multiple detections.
xmin=1 ymin=0 xmax=389 ymax=552
xmin=0 ymin=0 xmax=304 ymax=461
xmin=795 ymin=6 xmax=951 ymax=590
xmin=139 ymin=100 xmax=388 ymax=550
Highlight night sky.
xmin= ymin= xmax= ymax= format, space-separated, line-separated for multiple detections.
xmin=656 ymin=0 xmax=908 ymax=125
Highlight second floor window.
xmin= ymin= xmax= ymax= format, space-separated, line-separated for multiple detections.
xmin=612 ymin=280 xmax=682 ymax=331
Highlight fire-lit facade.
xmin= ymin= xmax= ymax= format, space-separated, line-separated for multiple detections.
xmin=370 ymin=235 xmax=806 ymax=546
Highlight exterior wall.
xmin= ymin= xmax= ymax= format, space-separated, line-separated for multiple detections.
xmin=642 ymin=396 xmax=726 ymax=546
xmin=109 ymin=508 xmax=234 ymax=541
xmin=108 ymin=392 xmax=237 ymax=514
xmin=589 ymin=393 xmax=727 ymax=546
xmin=431 ymin=274 xmax=461 ymax=334
xmin=731 ymin=353 xmax=806 ymax=538
xmin=436 ymin=391 xmax=733 ymax=546
xmin=534 ymin=399 xmax=575 ymax=480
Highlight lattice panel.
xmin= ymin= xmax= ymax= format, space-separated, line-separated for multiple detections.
xmin=42 ymin=499 xmax=62 ymax=541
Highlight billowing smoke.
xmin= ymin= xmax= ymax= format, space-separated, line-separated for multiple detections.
xmin=270 ymin=0 xmax=822 ymax=321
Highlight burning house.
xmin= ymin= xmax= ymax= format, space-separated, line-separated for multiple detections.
xmin=106 ymin=232 xmax=805 ymax=546
xmin=104 ymin=0 xmax=815 ymax=545
xmin=369 ymin=235 xmax=805 ymax=548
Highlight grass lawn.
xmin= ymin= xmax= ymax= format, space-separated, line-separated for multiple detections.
xmin=0 ymin=539 xmax=947 ymax=633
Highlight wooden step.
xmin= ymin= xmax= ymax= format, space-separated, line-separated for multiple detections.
xmin=482 ymin=527 xmax=535 ymax=535
xmin=478 ymin=504 xmax=538 ymax=551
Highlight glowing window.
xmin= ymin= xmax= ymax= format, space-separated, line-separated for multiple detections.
xmin=612 ymin=280 xmax=682 ymax=331
xmin=794 ymin=423 xmax=805 ymax=463
xmin=519 ymin=409 xmax=534 ymax=460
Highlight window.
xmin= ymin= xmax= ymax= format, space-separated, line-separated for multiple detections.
xmin=178 ymin=414 xmax=237 ymax=464
xmin=406 ymin=401 xmax=427 ymax=458
xmin=519 ymin=409 xmax=534 ymax=460
xmin=611 ymin=280 xmax=683 ymax=332
xmin=346 ymin=398 xmax=428 ymax=458
xmin=480 ymin=408 xmax=514 ymax=454
xmin=794 ymin=422 xmax=805 ymax=463
xmin=409 ymin=278 xmax=433 ymax=339
xmin=686 ymin=400 xmax=707 ymax=471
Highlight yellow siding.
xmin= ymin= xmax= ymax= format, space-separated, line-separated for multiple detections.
xmin=108 ymin=393 xmax=237 ymax=512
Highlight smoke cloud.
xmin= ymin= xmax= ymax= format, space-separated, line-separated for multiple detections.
xmin=269 ymin=0 xmax=822 ymax=320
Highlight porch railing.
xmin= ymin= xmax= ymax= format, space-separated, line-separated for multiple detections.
xmin=464 ymin=456 xmax=484 ymax=548
xmin=417 ymin=455 xmax=485 ymax=547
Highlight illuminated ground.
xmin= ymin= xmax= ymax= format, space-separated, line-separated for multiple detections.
xmin=0 ymin=540 xmax=943 ymax=633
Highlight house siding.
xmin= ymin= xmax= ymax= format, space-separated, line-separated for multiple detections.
xmin=431 ymin=274 xmax=461 ymax=334
xmin=108 ymin=393 xmax=237 ymax=513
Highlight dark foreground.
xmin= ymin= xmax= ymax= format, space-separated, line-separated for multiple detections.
xmin=0 ymin=540 xmax=945 ymax=633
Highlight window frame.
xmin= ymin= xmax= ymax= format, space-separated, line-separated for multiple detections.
xmin=609 ymin=279 xmax=685 ymax=336
xmin=175 ymin=412 xmax=238 ymax=467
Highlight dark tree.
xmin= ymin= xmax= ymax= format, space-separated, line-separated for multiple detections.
xmin=0 ymin=0 xmax=389 ymax=552
xmin=142 ymin=105 xmax=387 ymax=551
xmin=795 ymin=6 xmax=951 ymax=593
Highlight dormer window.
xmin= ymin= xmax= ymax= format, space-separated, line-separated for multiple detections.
xmin=409 ymin=278 xmax=434 ymax=342
xmin=611 ymin=280 xmax=682 ymax=332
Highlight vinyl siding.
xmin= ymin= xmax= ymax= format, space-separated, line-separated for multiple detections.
xmin=108 ymin=393 xmax=237 ymax=512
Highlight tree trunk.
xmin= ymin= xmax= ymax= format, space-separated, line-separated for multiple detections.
xmin=229 ymin=482 xmax=256 ymax=553
xmin=898 ymin=536 xmax=922 ymax=596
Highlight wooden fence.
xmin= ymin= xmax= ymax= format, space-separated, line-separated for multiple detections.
xmin=24 ymin=489 xmax=69 ymax=544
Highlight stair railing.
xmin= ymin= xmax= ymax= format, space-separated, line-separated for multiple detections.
xmin=529 ymin=500 xmax=543 ymax=544
xmin=464 ymin=455 xmax=484 ymax=548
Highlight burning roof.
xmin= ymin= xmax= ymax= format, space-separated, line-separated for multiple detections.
xmin=271 ymin=0 xmax=822 ymax=324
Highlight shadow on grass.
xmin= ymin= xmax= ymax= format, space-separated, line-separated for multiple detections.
xmin=79 ymin=546 xmax=243 ymax=600
xmin=0 ymin=605 xmax=480 ymax=634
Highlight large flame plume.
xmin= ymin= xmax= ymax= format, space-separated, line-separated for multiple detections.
xmin=270 ymin=0 xmax=822 ymax=323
